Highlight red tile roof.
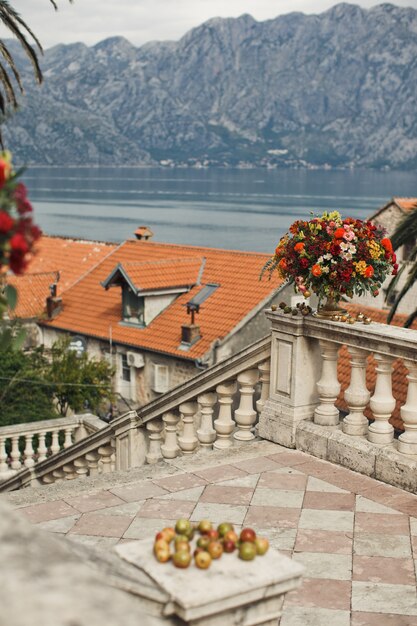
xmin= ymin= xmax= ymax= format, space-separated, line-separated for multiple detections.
xmin=103 ymin=258 xmax=205 ymax=293
xmin=7 ymin=272 xmax=58 ymax=319
xmin=369 ymin=197 xmax=417 ymax=221
xmin=44 ymin=239 xmax=283 ymax=360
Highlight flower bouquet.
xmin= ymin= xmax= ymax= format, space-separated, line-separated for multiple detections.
xmin=261 ymin=211 xmax=398 ymax=314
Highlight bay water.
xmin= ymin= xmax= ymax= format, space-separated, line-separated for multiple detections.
xmin=22 ymin=167 xmax=416 ymax=253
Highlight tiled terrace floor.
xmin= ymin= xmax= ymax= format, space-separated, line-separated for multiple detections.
xmin=8 ymin=442 xmax=417 ymax=626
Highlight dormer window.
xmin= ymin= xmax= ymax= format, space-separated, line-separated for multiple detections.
xmin=123 ymin=287 xmax=145 ymax=326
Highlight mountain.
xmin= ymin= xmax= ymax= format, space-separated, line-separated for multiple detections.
xmin=4 ymin=3 xmax=417 ymax=168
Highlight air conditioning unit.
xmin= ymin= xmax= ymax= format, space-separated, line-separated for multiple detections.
xmin=126 ymin=351 xmax=144 ymax=368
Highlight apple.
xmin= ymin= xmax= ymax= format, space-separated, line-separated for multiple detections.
xmin=172 ymin=550 xmax=192 ymax=569
xmin=239 ymin=541 xmax=257 ymax=561
xmin=175 ymin=518 xmax=192 ymax=536
xmin=223 ymin=540 xmax=236 ymax=553
xmin=195 ymin=550 xmax=212 ymax=569
xmin=240 ymin=528 xmax=256 ymax=543
xmin=161 ymin=527 xmax=176 ymax=542
xmin=223 ymin=530 xmax=238 ymax=543
xmin=154 ymin=539 xmax=169 ymax=553
xmin=197 ymin=536 xmax=211 ymax=550
xmin=217 ymin=522 xmax=234 ymax=537
xmin=175 ymin=540 xmax=191 ymax=553
xmin=198 ymin=519 xmax=212 ymax=534
xmin=193 ymin=547 xmax=205 ymax=557
xmin=174 ymin=534 xmax=189 ymax=547
xmin=155 ymin=548 xmax=171 ymax=563
xmin=206 ymin=529 xmax=219 ymax=541
xmin=207 ymin=541 xmax=223 ymax=559
xmin=255 ymin=537 xmax=269 ymax=556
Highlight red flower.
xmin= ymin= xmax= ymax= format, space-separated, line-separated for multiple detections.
xmin=330 ymin=244 xmax=341 ymax=256
xmin=364 ymin=265 xmax=374 ymax=278
xmin=334 ymin=227 xmax=345 ymax=239
xmin=312 ymin=264 xmax=322 ymax=277
xmin=0 ymin=211 xmax=14 ymax=234
xmin=300 ymin=258 xmax=309 ymax=269
xmin=0 ymin=158 xmax=11 ymax=189
xmin=10 ymin=232 xmax=29 ymax=254
xmin=381 ymin=238 xmax=393 ymax=252
xmin=294 ymin=242 xmax=305 ymax=252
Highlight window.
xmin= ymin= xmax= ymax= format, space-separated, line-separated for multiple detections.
xmin=152 ymin=363 xmax=169 ymax=393
xmin=121 ymin=353 xmax=131 ymax=382
xmin=122 ymin=287 xmax=145 ymax=325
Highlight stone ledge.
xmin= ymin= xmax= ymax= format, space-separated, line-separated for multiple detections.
xmin=296 ymin=420 xmax=417 ymax=493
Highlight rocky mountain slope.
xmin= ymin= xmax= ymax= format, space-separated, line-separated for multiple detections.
xmin=4 ymin=3 xmax=417 ymax=168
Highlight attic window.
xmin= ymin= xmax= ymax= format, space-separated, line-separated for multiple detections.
xmin=186 ymin=283 xmax=219 ymax=314
xmin=122 ymin=287 xmax=144 ymax=326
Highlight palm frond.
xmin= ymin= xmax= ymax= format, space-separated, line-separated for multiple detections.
xmin=404 ymin=307 xmax=417 ymax=329
xmin=387 ymin=260 xmax=417 ymax=324
xmin=391 ymin=210 xmax=417 ymax=250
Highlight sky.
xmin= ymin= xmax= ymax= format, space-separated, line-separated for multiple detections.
xmin=5 ymin=0 xmax=417 ymax=49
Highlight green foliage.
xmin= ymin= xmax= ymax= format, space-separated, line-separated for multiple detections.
xmin=0 ymin=347 xmax=56 ymax=426
xmin=386 ymin=211 xmax=417 ymax=327
xmin=46 ymin=336 xmax=114 ymax=417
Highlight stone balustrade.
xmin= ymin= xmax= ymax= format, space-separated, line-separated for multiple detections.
xmin=259 ymin=309 xmax=417 ymax=492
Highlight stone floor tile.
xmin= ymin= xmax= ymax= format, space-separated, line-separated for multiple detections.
xmin=292 ymin=552 xmax=352 ymax=580
xmin=280 ymin=606 xmax=350 ymax=626
xmin=118 ymin=538 xmax=137 ymax=545
xmin=352 ymin=581 xmax=417 ymax=615
xmin=299 ymin=509 xmax=354 ymax=532
xmin=158 ymin=486 xmax=205 ymax=502
xmin=256 ymin=527 xmax=297 ymax=551
xmin=356 ymin=495 xmax=400 ymax=515
xmin=353 ymin=555 xmax=416 ymax=585
xmin=109 ymin=482 xmax=168 ymax=502
xmin=193 ymin=464 xmax=248 ymax=482
xmin=91 ymin=501 xmax=145 ymax=517
xmin=153 ymin=473 xmax=207 ymax=492
xmin=69 ymin=512 xmax=133 ymax=538
xmin=244 ymin=505 xmax=300 ymax=529
xmin=123 ymin=517 xmax=176 ymax=539
xmin=64 ymin=490 xmax=126 ymax=513
xmin=411 ymin=518 xmax=417 ymax=536
xmin=216 ymin=473 xmax=260 ymax=488
xmin=284 ymin=578 xmax=351 ymax=610
xmin=354 ymin=532 xmax=412 ymax=558
xmin=199 ymin=485 xmax=253 ymax=505
xmin=18 ymin=500 xmax=80 ymax=524
xmin=35 ymin=514 xmax=80 ymax=534
xmin=66 ymin=534 xmax=120 ymax=548
xmin=351 ymin=612 xmax=417 ymax=626
xmin=190 ymin=502 xmax=247 ymax=525
xmin=302 ymin=491 xmax=355 ymax=511
xmin=305 ymin=477 xmax=349 ymax=493
xmin=136 ymin=498 xmax=195 ymax=520
xmin=294 ymin=529 xmax=353 ymax=555
xmin=267 ymin=450 xmax=311 ymax=467
xmin=258 ymin=471 xmax=308 ymax=491
xmin=355 ymin=512 xmax=410 ymax=535
xmin=231 ymin=456 xmax=282 ymax=474
xmin=412 ymin=536 xmax=417 ymax=557
xmin=251 ymin=487 xmax=304 ymax=508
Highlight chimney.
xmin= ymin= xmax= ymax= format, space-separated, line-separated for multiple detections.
xmin=134 ymin=226 xmax=154 ymax=241
xmin=181 ymin=323 xmax=201 ymax=345
xmin=46 ymin=295 xmax=62 ymax=319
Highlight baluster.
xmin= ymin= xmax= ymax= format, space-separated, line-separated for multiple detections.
xmin=0 ymin=436 xmax=9 ymax=474
xmin=62 ymin=463 xmax=77 ymax=480
xmin=50 ymin=430 xmax=60 ymax=455
xmin=74 ymin=456 xmax=89 ymax=479
xmin=63 ymin=427 xmax=74 ymax=449
xmin=146 ymin=419 xmax=163 ymax=464
xmin=10 ymin=435 xmax=21 ymax=471
xmin=214 ymin=380 xmax=237 ymax=450
xmin=85 ymin=451 xmax=101 ymax=476
xmin=37 ymin=431 xmax=48 ymax=462
xmin=178 ymin=402 xmax=199 ymax=454
xmin=234 ymin=369 xmax=259 ymax=441
xmin=314 ymin=340 xmax=341 ymax=426
xmin=52 ymin=468 xmax=66 ymax=482
xmin=161 ymin=411 xmax=180 ymax=459
xmin=23 ymin=434 xmax=36 ymax=468
xmin=342 ymin=347 xmax=370 ymax=437
xmin=197 ymin=392 xmax=217 ymax=450
xmin=256 ymin=360 xmax=271 ymax=415
xmin=98 ymin=444 xmax=114 ymax=473
xmin=42 ymin=473 xmax=56 ymax=484
xmin=368 ymin=354 xmax=395 ymax=445
xmin=398 ymin=360 xmax=417 ymax=455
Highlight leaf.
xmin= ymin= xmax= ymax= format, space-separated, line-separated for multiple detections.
xmin=4 ymin=283 xmax=17 ymax=310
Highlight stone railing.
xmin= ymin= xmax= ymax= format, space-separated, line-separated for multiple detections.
xmin=0 ymin=414 xmax=104 ymax=482
xmin=0 ymin=337 xmax=271 ymax=491
xmin=259 ymin=310 xmax=417 ymax=492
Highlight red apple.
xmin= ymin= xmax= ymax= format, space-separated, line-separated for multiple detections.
xmin=223 ymin=540 xmax=236 ymax=553
xmin=223 ymin=530 xmax=238 ymax=543
xmin=240 ymin=528 xmax=256 ymax=543
xmin=206 ymin=529 xmax=219 ymax=541
xmin=207 ymin=541 xmax=223 ymax=559
xmin=154 ymin=539 xmax=169 ymax=553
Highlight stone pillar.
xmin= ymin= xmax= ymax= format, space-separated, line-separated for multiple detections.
xmin=161 ymin=411 xmax=180 ymax=459
xmin=0 ymin=436 xmax=8 ymax=475
xmin=256 ymin=360 xmax=271 ymax=415
xmin=74 ymin=457 xmax=89 ymax=479
xmin=214 ymin=380 xmax=237 ymax=450
xmin=197 ymin=392 xmax=217 ymax=450
xmin=178 ymin=402 xmax=198 ymax=455
xmin=234 ymin=369 xmax=259 ymax=441
xmin=23 ymin=434 xmax=36 ymax=468
xmin=10 ymin=436 xmax=21 ymax=471
xmin=85 ymin=451 xmax=101 ymax=476
xmin=52 ymin=468 xmax=66 ymax=482
xmin=50 ymin=430 xmax=60 ymax=455
xmin=37 ymin=431 xmax=48 ymax=462
xmin=314 ymin=340 xmax=341 ymax=426
xmin=62 ymin=463 xmax=77 ymax=480
xmin=63 ymin=427 xmax=74 ymax=449
xmin=342 ymin=347 xmax=370 ymax=437
xmin=98 ymin=444 xmax=115 ymax=473
xmin=368 ymin=354 xmax=395 ymax=445
xmin=398 ymin=360 xmax=417 ymax=455
xmin=258 ymin=312 xmax=321 ymax=448
xmin=145 ymin=419 xmax=163 ymax=464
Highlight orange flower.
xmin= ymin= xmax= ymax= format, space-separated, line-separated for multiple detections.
xmin=381 ymin=238 xmax=393 ymax=252
xmin=294 ymin=242 xmax=305 ymax=252
xmin=278 ymin=258 xmax=288 ymax=271
xmin=334 ymin=227 xmax=345 ymax=239
xmin=311 ymin=264 xmax=322 ymax=277
xmin=364 ymin=265 xmax=374 ymax=278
